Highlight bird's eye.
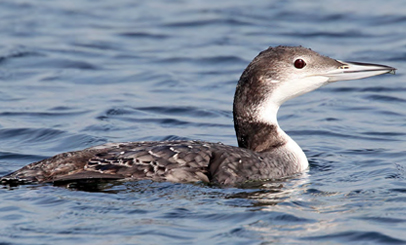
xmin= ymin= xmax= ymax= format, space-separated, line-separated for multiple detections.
xmin=294 ymin=59 xmax=306 ymax=69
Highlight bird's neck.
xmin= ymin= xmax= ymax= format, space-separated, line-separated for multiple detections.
xmin=233 ymin=102 xmax=285 ymax=152
xmin=233 ymin=79 xmax=308 ymax=166
xmin=233 ymin=103 xmax=308 ymax=171
xmin=232 ymin=75 xmax=285 ymax=152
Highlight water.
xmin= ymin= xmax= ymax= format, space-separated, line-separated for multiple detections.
xmin=0 ymin=0 xmax=405 ymax=244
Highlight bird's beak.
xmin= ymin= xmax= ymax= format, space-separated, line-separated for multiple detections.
xmin=325 ymin=60 xmax=396 ymax=82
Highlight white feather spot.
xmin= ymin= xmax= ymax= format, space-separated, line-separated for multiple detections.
xmin=148 ymin=150 xmax=160 ymax=158
xmin=268 ymin=79 xmax=281 ymax=83
xmin=169 ymin=147 xmax=180 ymax=153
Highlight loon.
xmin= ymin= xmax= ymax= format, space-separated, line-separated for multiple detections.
xmin=0 ymin=46 xmax=396 ymax=186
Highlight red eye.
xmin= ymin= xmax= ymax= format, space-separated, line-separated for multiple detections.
xmin=294 ymin=59 xmax=306 ymax=69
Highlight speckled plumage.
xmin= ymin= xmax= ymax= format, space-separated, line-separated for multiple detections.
xmin=1 ymin=140 xmax=302 ymax=185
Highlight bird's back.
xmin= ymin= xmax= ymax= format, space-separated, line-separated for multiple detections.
xmin=0 ymin=140 xmax=296 ymax=186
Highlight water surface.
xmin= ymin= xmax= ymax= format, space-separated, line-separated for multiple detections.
xmin=0 ymin=0 xmax=406 ymax=244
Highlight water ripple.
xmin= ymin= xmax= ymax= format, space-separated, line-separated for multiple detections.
xmin=302 ymin=231 xmax=406 ymax=244
xmin=117 ymin=32 xmax=170 ymax=39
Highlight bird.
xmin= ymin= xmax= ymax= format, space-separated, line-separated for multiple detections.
xmin=0 ymin=46 xmax=396 ymax=186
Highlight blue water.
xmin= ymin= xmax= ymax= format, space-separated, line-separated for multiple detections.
xmin=0 ymin=0 xmax=405 ymax=244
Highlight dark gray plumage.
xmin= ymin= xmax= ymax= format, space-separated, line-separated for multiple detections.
xmin=1 ymin=140 xmax=301 ymax=185
xmin=0 ymin=46 xmax=396 ymax=186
